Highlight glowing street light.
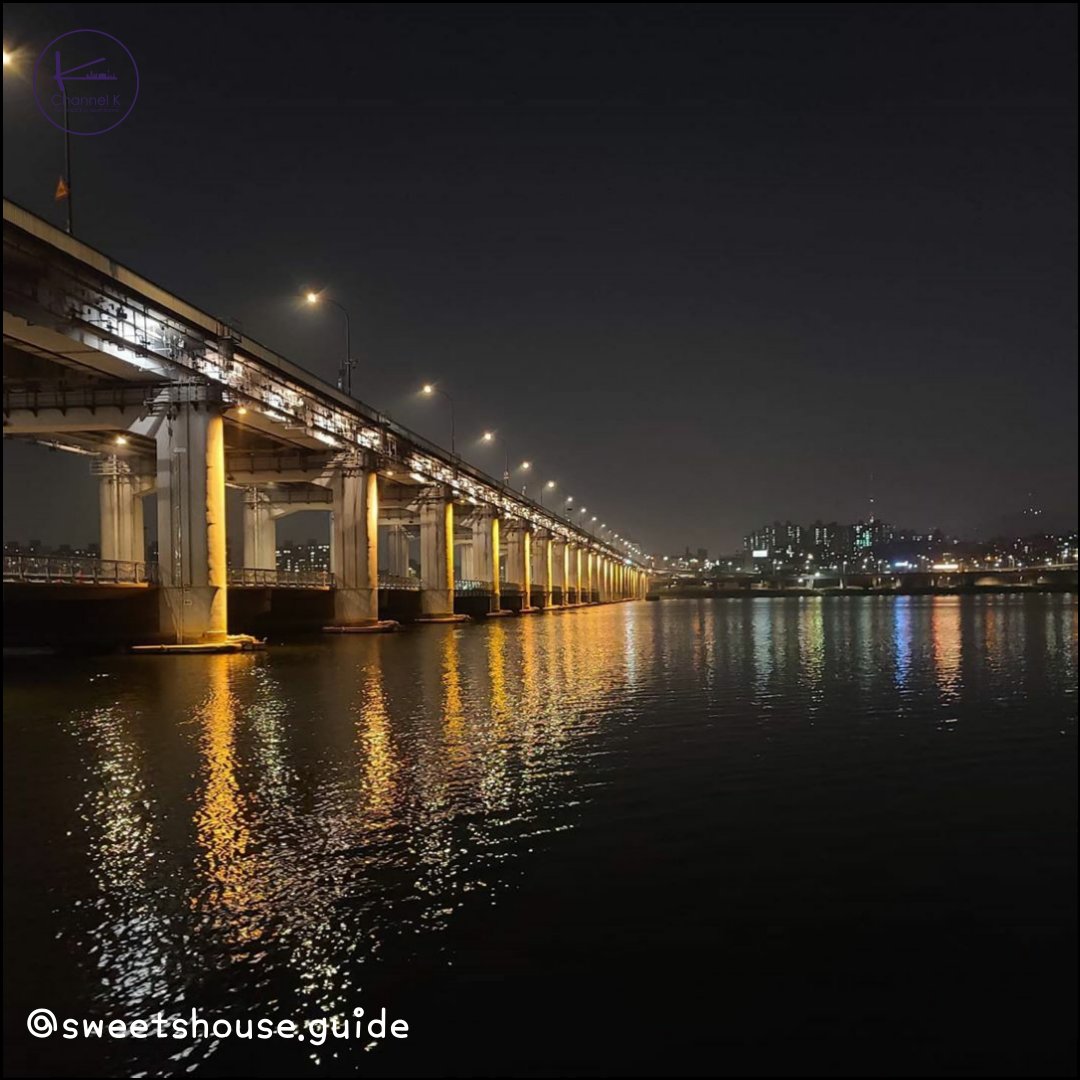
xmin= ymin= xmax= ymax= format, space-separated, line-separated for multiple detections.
xmin=303 ymin=290 xmax=356 ymax=396
xmin=421 ymin=383 xmax=456 ymax=456
xmin=477 ymin=429 xmax=531 ymax=490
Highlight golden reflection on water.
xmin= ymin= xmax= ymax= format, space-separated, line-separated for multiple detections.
xmin=799 ymin=599 xmax=825 ymax=694
xmin=356 ymin=650 xmax=398 ymax=824
xmin=439 ymin=627 xmax=469 ymax=778
xmin=930 ymin=597 xmax=963 ymax=701
xmin=193 ymin=655 xmax=265 ymax=942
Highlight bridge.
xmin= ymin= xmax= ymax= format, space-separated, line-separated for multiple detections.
xmin=650 ymin=564 xmax=1078 ymax=595
xmin=3 ymin=200 xmax=649 ymax=645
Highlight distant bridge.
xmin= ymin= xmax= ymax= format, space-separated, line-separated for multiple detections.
xmin=652 ymin=564 xmax=1078 ymax=594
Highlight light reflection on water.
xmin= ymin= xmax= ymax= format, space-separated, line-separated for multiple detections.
xmin=3 ymin=595 xmax=1077 ymax=1076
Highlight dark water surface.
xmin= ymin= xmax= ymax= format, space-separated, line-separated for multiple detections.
xmin=4 ymin=596 xmax=1077 ymax=1077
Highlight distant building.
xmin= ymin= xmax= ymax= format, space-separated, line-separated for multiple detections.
xmin=277 ymin=539 xmax=331 ymax=572
xmin=744 ymin=521 xmax=806 ymax=559
xmin=809 ymin=521 xmax=851 ymax=561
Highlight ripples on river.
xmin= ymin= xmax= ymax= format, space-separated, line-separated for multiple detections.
xmin=4 ymin=595 xmax=1077 ymax=1076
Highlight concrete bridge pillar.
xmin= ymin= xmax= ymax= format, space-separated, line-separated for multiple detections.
xmin=329 ymin=455 xmax=379 ymax=626
xmin=419 ymin=489 xmax=455 ymax=619
xmin=242 ymin=487 xmax=277 ymax=570
xmin=563 ymin=541 xmax=573 ymax=603
xmin=386 ymin=524 xmax=411 ymax=578
xmin=586 ymin=551 xmax=595 ymax=602
xmin=572 ymin=544 xmax=583 ymax=604
xmin=456 ymin=535 xmax=475 ymax=580
xmin=154 ymin=404 xmax=228 ymax=643
xmin=471 ymin=512 xmax=496 ymax=590
xmin=536 ymin=532 xmax=553 ymax=608
xmin=551 ymin=538 xmax=567 ymax=606
xmin=505 ymin=523 xmax=533 ymax=611
xmin=472 ymin=511 xmax=502 ymax=613
xmin=98 ymin=455 xmax=150 ymax=565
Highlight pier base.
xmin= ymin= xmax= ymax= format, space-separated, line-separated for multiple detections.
xmin=323 ymin=620 xmax=400 ymax=634
xmin=131 ymin=634 xmax=266 ymax=655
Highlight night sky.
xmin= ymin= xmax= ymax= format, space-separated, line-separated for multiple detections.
xmin=3 ymin=3 xmax=1077 ymax=553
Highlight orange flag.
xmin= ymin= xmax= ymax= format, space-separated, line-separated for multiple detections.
xmin=54 ymin=177 xmax=70 ymax=201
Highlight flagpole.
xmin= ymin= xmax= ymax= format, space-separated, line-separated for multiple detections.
xmin=63 ymin=91 xmax=73 ymax=235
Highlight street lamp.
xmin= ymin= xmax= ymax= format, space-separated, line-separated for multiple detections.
xmin=479 ymin=430 xmax=530 ymax=489
xmin=479 ymin=429 xmax=509 ymax=482
xmin=421 ymin=383 xmax=456 ymax=456
xmin=304 ymin=291 xmax=356 ymax=396
xmin=540 ymin=479 xmax=556 ymax=507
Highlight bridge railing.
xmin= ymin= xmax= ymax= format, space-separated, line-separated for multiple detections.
xmin=455 ymin=579 xmax=493 ymax=594
xmin=228 ymin=567 xmax=334 ymax=589
xmin=378 ymin=572 xmax=421 ymax=591
xmin=3 ymin=554 xmax=153 ymax=585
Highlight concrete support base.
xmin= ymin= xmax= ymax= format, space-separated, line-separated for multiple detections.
xmin=323 ymin=620 xmax=400 ymax=634
xmin=415 ymin=613 xmax=470 ymax=624
xmin=132 ymin=633 xmax=265 ymax=655
xmin=517 ymin=605 xmax=540 ymax=615
xmin=485 ymin=609 xmax=514 ymax=618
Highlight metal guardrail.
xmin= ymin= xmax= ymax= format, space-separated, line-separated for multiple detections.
xmin=3 ymin=554 xmax=152 ymax=585
xmin=228 ymin=567 xmax=334 ymax=589
xmin=378 ymin=572 xmax=421 ymax=591
xmin=455 ymin=579 xmax=493 ymax=594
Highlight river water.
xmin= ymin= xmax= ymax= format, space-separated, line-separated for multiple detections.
xmin=3 ymin=595 xmax=1076 ymax=1076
